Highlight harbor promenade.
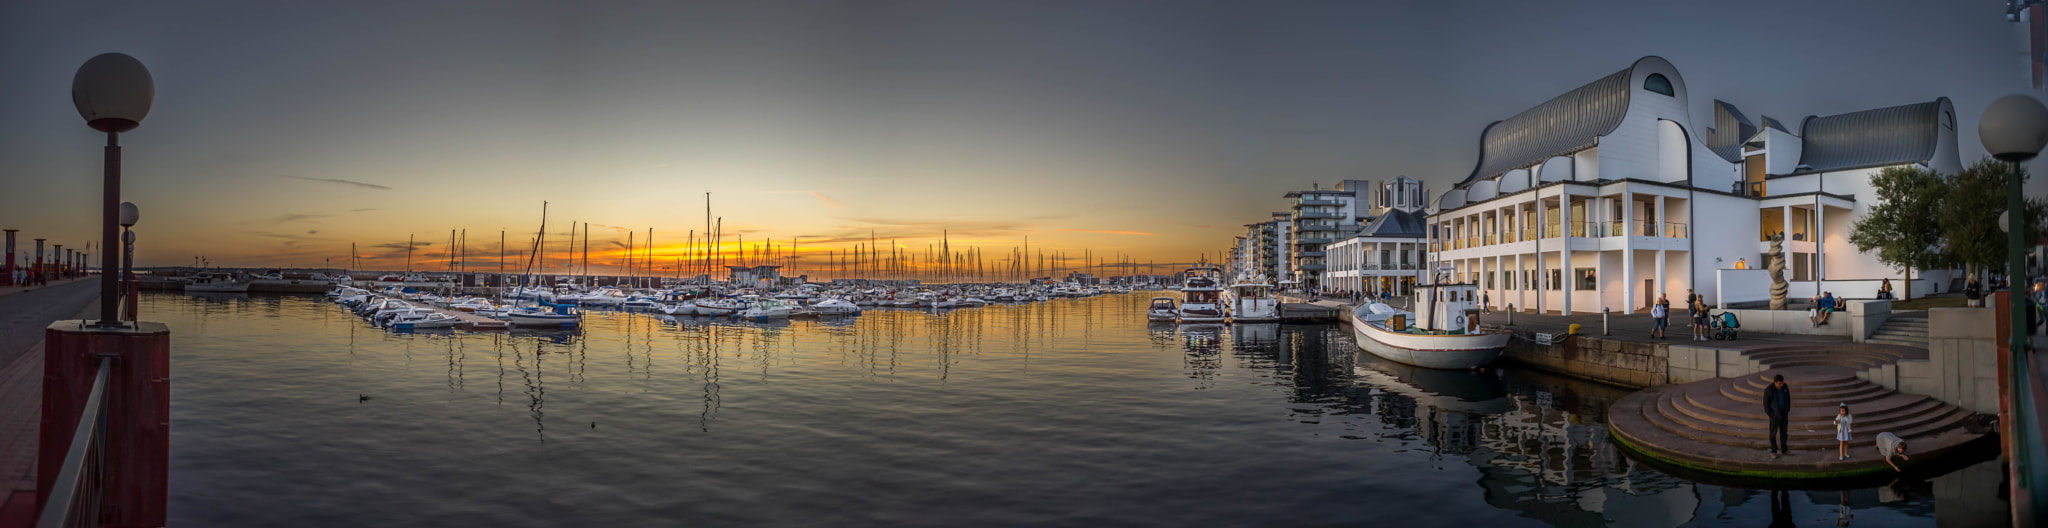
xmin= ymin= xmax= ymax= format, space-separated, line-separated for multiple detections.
xmin=1287 ymin=293 xmax=2000 ymax=481
xmin=0 ymin=278 xmax=102 ymax=525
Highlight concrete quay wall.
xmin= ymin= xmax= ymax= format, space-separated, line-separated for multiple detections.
xmin=1499 ymin=333 xmax=1672 ymax=389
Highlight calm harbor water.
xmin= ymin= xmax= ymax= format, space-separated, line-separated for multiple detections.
xmin=155 ymin=292 xmax=2005 ymax=527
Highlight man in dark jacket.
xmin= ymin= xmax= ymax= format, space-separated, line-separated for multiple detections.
xmin=1764 ymin=374 xmax=1792 ymax=458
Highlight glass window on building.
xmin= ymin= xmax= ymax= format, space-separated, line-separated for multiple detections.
xmin=1549 ymin=269 xmax=1562 ymax=290
xmin=1644 ymin=73 xmax=1674 ymax=96
xmin=1576 ymin=268 xmax=1597 ymax=290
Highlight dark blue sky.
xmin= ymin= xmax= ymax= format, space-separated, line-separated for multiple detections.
xmin=0 ymin=1 xmax=2034 ymax=267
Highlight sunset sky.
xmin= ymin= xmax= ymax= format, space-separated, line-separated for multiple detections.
xmin=0 ymin=1 xmax=2039 ymax=276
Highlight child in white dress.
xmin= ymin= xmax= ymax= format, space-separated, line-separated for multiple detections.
xmin=1834 ymin=403 xmax=1854 ymax=460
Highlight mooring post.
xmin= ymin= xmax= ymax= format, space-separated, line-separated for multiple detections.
xmin=1507 ymin=303 xmax=1514 ymax=325
xmin=1602 ymin=307 xmax=1610 ymax=336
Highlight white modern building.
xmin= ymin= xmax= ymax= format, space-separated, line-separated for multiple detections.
xmin=1284 ymin=179 xmax=1375 ymax=289
xmin=1240 ymin=212 xmax=1292 ymax=284
xmin=1429 ymin=56 xmax=1960 ymax=314
xmin=1328 ymin=175 xmax=1431 ymax=296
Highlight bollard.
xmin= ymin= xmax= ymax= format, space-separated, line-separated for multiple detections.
xmin=3 ymin=229 xmax=15 ymax=286
xmin=1602 ymin=307 xmax=1610 ymax=336
xmin=1507 ymin=303 xmax=1515 ymax=325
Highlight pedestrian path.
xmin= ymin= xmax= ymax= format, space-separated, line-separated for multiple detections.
xmin=1607 ymin=344 xmax=1990 ymax=479
xmin=0 ymin=285 xmax=98 ymax=524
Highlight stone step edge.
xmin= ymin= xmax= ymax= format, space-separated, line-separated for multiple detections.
xmin=1648 ymin=395 xmax=1965 ymax=449
xmin=1672 ymin=390 xmax=1949 ymax=428
xmin=1663 ymin=394 xmax=1966 ymax=440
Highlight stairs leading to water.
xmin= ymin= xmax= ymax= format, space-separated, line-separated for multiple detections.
xmin=1866 ymin=311 xmax=1929 ymax=349
xmin=1608 ymin=344 xmax=1986 ymax=478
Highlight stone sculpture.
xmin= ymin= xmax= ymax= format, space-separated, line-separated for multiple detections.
xmin=1767 ymin=234 xmax=1788 ymax=310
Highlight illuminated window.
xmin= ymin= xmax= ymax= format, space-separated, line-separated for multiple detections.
xmin=1644 ymin=74 xmax=1674 ymax=97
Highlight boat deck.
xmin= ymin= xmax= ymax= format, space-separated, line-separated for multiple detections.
xmin=367 ymin=294 xmax=509 ymax=330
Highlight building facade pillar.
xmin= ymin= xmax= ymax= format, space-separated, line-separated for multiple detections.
xmin=1623 ymin=189 xmax=1635 ymax=313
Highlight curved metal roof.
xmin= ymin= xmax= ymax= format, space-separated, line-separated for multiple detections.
xmin=1457 ymin=67 xmax=1633 ymax=188
xmin=1794 ymin=99 xmax=1945 ymax=175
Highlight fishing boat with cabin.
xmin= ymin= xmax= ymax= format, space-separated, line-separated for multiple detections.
xmin=1350 ymin=273 xmax=1508 ymax=370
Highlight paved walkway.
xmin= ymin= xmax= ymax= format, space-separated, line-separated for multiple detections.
xmin=0 ymin=279 xmax=101 ymax=523
xmin=1292 ymin=294 xmax=1853 ymax=348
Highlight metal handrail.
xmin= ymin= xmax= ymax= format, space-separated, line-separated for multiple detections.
xmin=37 ymin=356 xmax=112 ymax=528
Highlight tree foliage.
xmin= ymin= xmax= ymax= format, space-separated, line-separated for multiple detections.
xmin=1851 ymin=159 xmax=2048 ymax=277
xmin=1939 ymin=158 xmax=2048 ymax=273
xmin=1848 ymin=166 xmax=1948 ymax=273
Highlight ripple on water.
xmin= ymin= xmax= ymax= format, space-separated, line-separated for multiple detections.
xmin=161 ymin=293 xmax=1984 ymax=527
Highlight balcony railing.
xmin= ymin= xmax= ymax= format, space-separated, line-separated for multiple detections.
xmin=1666 ymin=222 xmax=1689 ymax=238
xmin=1484 ymin=234 xmax=1497 ymax=245
xmin=1297 ymin=211 xmax=1341 ymax=219
xmin=1296 ymin=199 xmax=1343 ymax=207
xmin=1544 ymin=224 xmax=1561 ymax=238
xmin=37 ymin=356 xmax=112 ymax=528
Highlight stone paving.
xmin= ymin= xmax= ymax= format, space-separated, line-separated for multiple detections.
xmin=0 ymin=279 xmax=101 ymax=522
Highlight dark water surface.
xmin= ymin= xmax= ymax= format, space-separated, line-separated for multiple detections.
xmin=157 ymin=292 xmax=2005 ymax=527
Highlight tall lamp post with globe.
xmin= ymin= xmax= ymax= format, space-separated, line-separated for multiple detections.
xmin=1981 ymin=93 xmax=2048 ymax=524
xmin=71 ymin=52 xmax=152 ymax=327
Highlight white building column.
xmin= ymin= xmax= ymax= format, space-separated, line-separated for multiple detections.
xmin=1816 ymin=203 xmax=1825 ymax=282
xmin=1622 ymin=189 xmax=1634 ymax=313
xmin=1536 ymin=192 xmax=1548 ymax=313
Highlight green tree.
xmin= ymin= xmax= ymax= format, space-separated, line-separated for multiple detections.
xmin=1940 ymin=158 xmax=2048 ymax=278
xmin=1849 ymin=165 xmax=1949 ymax=299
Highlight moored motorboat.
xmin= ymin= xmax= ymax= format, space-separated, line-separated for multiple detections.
xmin=1146 ymin=297 xmax=1178 ymax=321
xmin=1349 ymin=281 xmax=1508 ymax=370
xmin=185 ymin=272 xmax=251 ymax=293
xmin=1224 ymin=282 xmax=1279 ymax=322
xmin=1176 ymin=269 xmax=1226 ymax=323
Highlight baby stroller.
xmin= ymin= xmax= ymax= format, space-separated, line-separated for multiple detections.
xmin=1710 ymin=310 xmax=1740 ymax=340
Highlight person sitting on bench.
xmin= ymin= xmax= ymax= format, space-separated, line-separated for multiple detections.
xmin=1811 ymin=291 xmax=1838 ymax=326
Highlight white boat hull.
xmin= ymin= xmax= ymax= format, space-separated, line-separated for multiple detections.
xmin=185 ymin=282 xmax=251 ymax=293
xmin=1351 ymin=318 xmax=1508 ymax=370
xmin=507 ymin=312 xmax=580 ymax=327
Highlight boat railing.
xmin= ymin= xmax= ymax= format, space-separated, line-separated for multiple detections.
xmin=37 ymin=356 xmax=113 ymax=528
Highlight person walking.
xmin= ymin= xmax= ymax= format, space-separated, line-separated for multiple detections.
xmin=1765 ymin=374 xmax=1792 ymax=458
xmin=1834 ymin=403 xmax=1855 ymax=460
xmin=1650 ymin=294 xmax=1670 ymax=339
xmin=1482 ymin=292 xmax=1490 ymax=313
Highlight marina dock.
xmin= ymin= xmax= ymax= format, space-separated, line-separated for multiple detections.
xmin=360 ymin=292 xmax=510 ymax=331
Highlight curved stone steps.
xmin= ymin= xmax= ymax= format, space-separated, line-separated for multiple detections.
xmin=1714 ymin=377 xmax=1895 ymax=408
xmin=1608 ymin=355 xmax=1989 ymax=478
xmin=1646 ymin=386 xmax=1966 ymax=446
xmin=1659 ymin=392 xmax=1972 ymax=446
xmin=1674 ymin=385 xmax=1953 ymax=431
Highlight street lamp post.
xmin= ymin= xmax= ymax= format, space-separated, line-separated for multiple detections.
xmin=121 ymin=202 xmax=138 ymax=320
xmin=72 ymin=53 xmax=153 ymax=326
xmin=1981 ymin=93 xmax=2048 ymax=524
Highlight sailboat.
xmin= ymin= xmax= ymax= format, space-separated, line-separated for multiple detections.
xmin=506 ymin=202 xmax=582 ymax=327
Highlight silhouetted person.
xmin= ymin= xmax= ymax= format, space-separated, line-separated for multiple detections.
xmin=1765 ymin=374 xmax=1792 ymax=458
xmin=1770 ymin=489 xmax=1796 ymax=528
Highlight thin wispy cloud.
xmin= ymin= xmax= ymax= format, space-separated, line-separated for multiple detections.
xmin=263 ymin=213 xmax=331 ymax=224
xmin=811 ymin=192 xmax=845 ymax=209
xmin=286 ymin=176 xmax=392 ymax=191
xmin=1060 ymin=229 xmax=1156 ymax=236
